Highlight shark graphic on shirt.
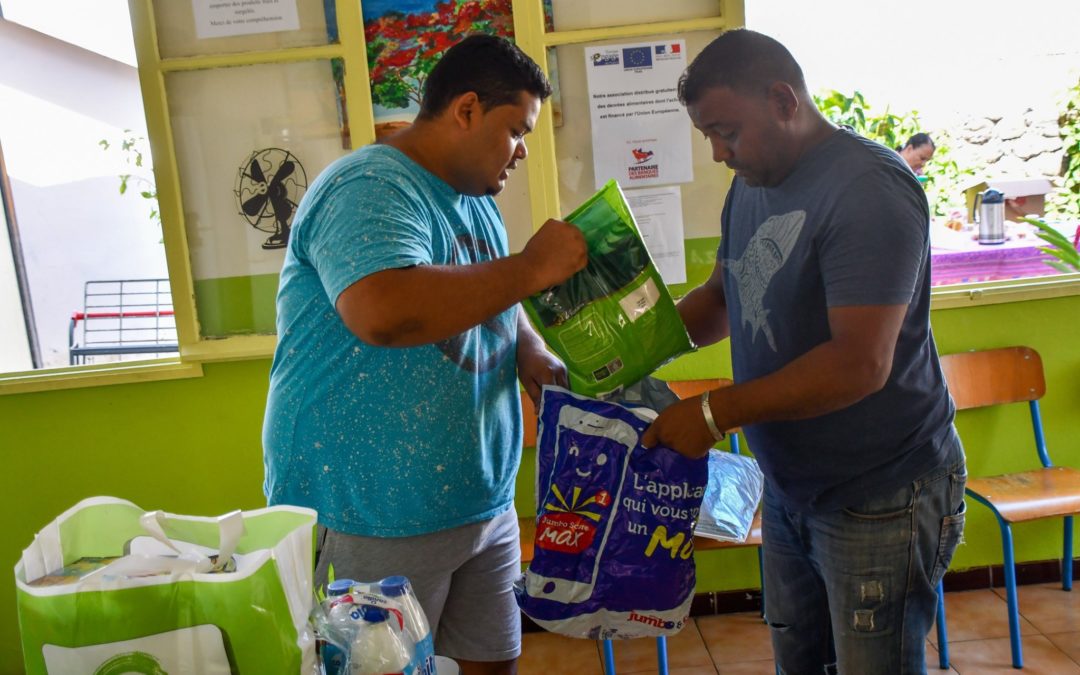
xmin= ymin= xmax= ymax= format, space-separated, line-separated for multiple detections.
xmin=723 ymin=210 xmax=806 ymax=351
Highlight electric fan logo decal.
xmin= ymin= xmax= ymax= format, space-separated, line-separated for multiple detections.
xmin=235 ymin=148 xmax=308 ymax=250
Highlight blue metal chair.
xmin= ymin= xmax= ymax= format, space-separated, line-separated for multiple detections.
xmin=936 ymin=346 xmax=1080 ymax=669
xmin=935 ymin=579 xmax=949 ymax=669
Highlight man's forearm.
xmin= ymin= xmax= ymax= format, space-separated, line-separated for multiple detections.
xmin=709 ymin=338 xmax=892 ymax=432
xmin=516 ymin=308 xmax=545 ymax=356
xmin=338 ymin=255 xmax=544 ymax=347
xmin=677 ymin=283 xmax=730 ymax=347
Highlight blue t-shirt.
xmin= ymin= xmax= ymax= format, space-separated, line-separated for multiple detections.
xmin=263 ymin=144 xmax=522 ymax=537
xmin=719 ymin=129 xmax=955 ymax=512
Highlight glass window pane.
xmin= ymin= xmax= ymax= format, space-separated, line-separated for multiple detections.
xmin=1 ymin=0 xmax=136 ymax=65
xmin=549 ymin=0 xmax=720 ymax=32
xmin=930 ymin=217 xmax=1077 ymax=286
xmin=0 ymin=18 xmax=170 ymax=371
xmin=152 ymin=0 xmax=337 ymax=59
xmin=552 ymin=31 xmax=727 ymax=295
xmin=165 ymin=60 xmax=349 ymax=337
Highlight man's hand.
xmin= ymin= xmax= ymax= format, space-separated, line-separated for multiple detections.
xmin=517 ymin=311 xmax=566 ymax=405
xmin=520 ymin=218 xmax=588 ymax=291
xmin=517 ymin=343 xmax=567 ymax=406
xmin=640 ymin=395 xmax=717 ymax=459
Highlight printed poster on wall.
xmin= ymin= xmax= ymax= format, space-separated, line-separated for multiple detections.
xmin=585 ymin=40 xmax=693 ymax=190
xmin=625 ymin=186 xmax=687 ymax=285
xmin=192 ymin=0 xmax=301 ymax=39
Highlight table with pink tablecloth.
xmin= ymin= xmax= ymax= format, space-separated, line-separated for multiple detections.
xmin=930 ymin=243 xmax=1058 ymax=286
xmin=929 ymin=221 xmax=1078 ymax=287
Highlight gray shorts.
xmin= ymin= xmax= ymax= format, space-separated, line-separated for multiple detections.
xmin=315 ymin=508 xmax=521 ymax=662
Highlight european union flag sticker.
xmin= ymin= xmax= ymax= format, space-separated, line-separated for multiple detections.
xmin=622 ymin=46 xmax=653 ymax=70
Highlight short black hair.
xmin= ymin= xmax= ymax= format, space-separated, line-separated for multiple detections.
xmin=417 ymin=34 xmax=552 ymax=119
xmin=678 ymin=29 xmax=807 ymax=106
xmin=903 ymin=133 xmax=935 ymax=151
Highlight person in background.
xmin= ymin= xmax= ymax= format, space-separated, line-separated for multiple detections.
xmin=643 ymin=29 xmax=965 ymax=674
xmin=262 ymin=35 xmax=587 ymax=675
xmin=898 ymin=132 xmax=936 ymax=175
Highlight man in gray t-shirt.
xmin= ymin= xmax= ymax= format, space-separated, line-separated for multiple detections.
xmin=643 ymin=30 xmax=966 ymax=673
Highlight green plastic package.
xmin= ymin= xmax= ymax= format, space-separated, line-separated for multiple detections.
xmin=524 ymin=180 xmax=695 ymax=398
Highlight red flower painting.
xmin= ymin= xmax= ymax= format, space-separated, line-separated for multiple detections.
xmin=363 ymin=0 xmax=536 ymax=112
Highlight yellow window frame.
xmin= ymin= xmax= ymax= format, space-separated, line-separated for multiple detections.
xmin=5 ymin=0 xmax=1070 ymax=396
xmin=149 ymin=1 xmax=744 ymax=364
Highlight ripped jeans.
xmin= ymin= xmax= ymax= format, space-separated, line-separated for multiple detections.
xmin=762 ymin=431 xmax=966 ymax=675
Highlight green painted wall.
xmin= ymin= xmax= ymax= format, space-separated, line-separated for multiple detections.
xmin=2 ymin=295 xmax=1079 ymax=669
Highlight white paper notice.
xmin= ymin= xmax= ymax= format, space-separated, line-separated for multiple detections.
xmin=193 ymin=0 xmax=300 ymax=39
xmin=626 ymin=186 xmax=686 ymax=285
xmin=585 ymin=40 xmax=693 ymax=190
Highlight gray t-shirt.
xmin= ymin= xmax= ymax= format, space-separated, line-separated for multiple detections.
xmin=719 ymin=128 xmax=954 ymax=512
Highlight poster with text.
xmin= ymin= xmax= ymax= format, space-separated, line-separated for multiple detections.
xmin=625 ymin=186 xmax=687 ymax=285
xmin=585 ymin=40 xmax=693 ymax=190
xmin=192 ymin=0 xmax=300 ymax=39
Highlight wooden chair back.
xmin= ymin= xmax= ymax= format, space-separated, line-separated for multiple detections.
xmin=939 ymin=346 xmax=1045 ymax=411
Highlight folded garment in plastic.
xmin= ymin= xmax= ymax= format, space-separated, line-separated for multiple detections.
xmin=516 ymin=386 xmax=708 ymax=640
xmin=694 ymin=451 xmax=764 ymax=543
xmin=523 ymin=180 xmax=695 ymax=399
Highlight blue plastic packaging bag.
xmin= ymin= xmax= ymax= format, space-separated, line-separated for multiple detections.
xmin=515 ymin=386 xmax=708 ymax=639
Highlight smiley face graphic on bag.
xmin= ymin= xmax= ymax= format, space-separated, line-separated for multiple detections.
xmin=569 ymin=442 xmax=612 ymax=484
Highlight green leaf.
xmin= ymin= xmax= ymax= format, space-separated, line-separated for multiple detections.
xmin=1048 ymin=261 xmax=1075 ymax=273
xmin=119 ymin=175 xmax=129 ymax=194
xmin=1038 ymin=245 xmax=1080 ymax=270
xmin=140 ymin=191 xmax=153 ymax=199
xmin=1024 ymin=217 xmax=1077 ymax=250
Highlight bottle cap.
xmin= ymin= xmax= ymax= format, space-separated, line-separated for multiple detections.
xmin=379 ymin=575 xmax=410 ymax=597
xmin=360 ymin=605 xmax=389 ymax=623
xmin=327 ymin=579 xmax=355 ymax=596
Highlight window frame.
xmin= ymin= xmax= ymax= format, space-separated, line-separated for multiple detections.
xmin=3 ymin=0 xmax=1073 ymax=396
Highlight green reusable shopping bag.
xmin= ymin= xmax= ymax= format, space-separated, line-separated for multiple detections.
xmin=523 ymin=180 xmax=695 ymax=398
xmin=15 ymin=497 xmax=317 ymax=674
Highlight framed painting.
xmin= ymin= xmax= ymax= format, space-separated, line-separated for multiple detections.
xmin=362 ymin=0 xmax=555 ymax=137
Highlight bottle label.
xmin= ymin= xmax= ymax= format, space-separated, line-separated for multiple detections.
xmin=411 ymin=633 xmax=436 ymax=675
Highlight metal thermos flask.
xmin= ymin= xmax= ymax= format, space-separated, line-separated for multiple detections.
xmin=974 ymin=188 xmax=1006 ymax=245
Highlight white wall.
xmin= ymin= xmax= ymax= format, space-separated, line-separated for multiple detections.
xmin=0 ymin=17 xmax=167 ymax=369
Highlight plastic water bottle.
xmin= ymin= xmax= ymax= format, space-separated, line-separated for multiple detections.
xmin=323 ymin=578 xmax=357 ymax=675
xmin=349 ymin=605 xmax=411 ymax=675
xmin=379 ymin=576 xmax=436 ymax=675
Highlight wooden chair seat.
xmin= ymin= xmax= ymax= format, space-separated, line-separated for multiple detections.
xmin=966 ymin=466 xmax=1080 ymax=523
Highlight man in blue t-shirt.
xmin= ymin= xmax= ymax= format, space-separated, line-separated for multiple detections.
xmin=643 ymin=30 xmax=966 ymax=673
xmin=263 ymin=36 xmax=586 ymax=675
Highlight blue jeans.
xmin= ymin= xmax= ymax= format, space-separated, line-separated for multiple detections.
xmin=762 ymin=431 xmax=966 ymax=674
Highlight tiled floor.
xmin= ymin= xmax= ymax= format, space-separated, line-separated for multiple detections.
xmin=518 ymin=583 xmax=1080 ymax=673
